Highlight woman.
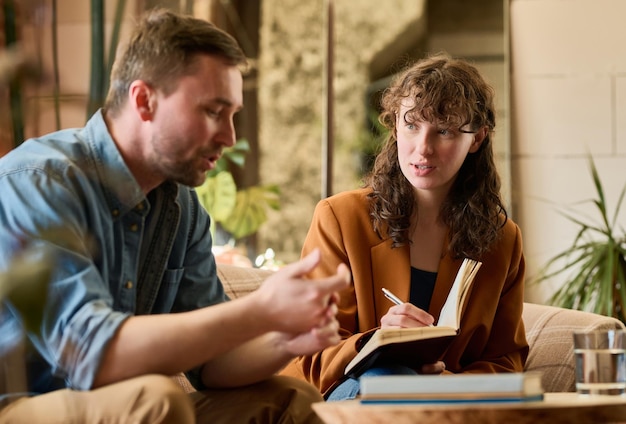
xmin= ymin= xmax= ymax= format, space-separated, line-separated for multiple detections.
xmin=279 ymin=53 xmax=528 ymax=400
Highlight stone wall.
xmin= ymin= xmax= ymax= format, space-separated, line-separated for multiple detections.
xmin=257 ymin=0 xmax=426 ymax=262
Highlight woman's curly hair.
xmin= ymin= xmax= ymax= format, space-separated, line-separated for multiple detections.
xmin=364 ymin=53 xmax=506 ymax=259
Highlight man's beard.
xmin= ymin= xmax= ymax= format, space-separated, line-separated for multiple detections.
xmin=151 ymin=135 xmax=206 ymax=187
xmin=152 ymin=153 xmax=205 ymax=187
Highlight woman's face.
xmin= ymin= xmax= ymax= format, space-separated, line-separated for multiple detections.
xmin=395 ymin=100 xmax=485 ymax=199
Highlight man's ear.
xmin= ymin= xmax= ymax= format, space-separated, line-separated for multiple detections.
xmin=469 ymin=126 xmax=488 ymax=153
xmin=129 ymin=80 xmax=156 ymax=121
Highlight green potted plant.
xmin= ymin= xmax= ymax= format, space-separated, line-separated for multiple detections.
xmin=195 ymin=139 xmax=280 ymax=244
xmin=532 ymin=155 xmax=626 ymax=323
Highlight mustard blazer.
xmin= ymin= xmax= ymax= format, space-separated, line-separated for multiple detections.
xmin=279 ymin=188 xmax=529 ymax=395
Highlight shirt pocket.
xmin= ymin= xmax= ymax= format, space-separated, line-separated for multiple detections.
xmin=152 ymin=268 xmax=185 ymax=313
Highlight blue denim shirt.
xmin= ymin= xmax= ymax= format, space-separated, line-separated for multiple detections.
xmin=0 ymin=110 xmax=227 ymax=394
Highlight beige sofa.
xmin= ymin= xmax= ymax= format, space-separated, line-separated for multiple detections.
xmin=175 ymin=264 xmax=625 ymax=393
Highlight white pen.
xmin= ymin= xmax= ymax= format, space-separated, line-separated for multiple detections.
xmin=382 ymin=287 xmax=435 ymax=327
xmin=382 ymin=287 xmax=404 ymax=305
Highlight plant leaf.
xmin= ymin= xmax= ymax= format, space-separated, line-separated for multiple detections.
xmin=221 ymin=185 xmax=281 ymax=239
xmin=205 ymin=139 xmax=250 ymax=177
xmin=196 ymin=171 xmax=237 ymax=221
xmin=223 ymin=139 xmax=250 ymax=168
xmin=0 ymin=248 xmax=53 ymax=334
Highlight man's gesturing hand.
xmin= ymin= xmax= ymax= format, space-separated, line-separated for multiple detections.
xmin=253 ymin=248 xmax=351 ymax=335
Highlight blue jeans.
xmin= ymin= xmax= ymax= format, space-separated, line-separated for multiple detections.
xmin=326 ymin=365 xmax=418 ymax=401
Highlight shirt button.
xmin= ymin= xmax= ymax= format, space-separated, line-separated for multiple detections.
xmin=125 ymin=281 xmax=133 ymax=289
xmin=112 ymin=209 xmax=120 ymax=217
xmin=129 ymin=223 xmax=139 ymax=232
xmin=135 ymin=203 xmax=144 ymax=211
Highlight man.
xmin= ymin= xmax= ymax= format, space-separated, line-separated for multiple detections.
xmin=0 ymin=9 xmax=350 ymax=423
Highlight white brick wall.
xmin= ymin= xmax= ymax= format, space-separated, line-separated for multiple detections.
xmin=510 ymin=0 xmax=626 ymax=302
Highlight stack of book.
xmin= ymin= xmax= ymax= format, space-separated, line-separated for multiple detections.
xmin=359 ymin=372 xmax=544 ymax=404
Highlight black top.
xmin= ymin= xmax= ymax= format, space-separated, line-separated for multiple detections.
xmin=409 ymin=267 xmax=437 ymax=311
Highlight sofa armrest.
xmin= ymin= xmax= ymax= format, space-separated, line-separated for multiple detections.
xmin=523 ymin=302 xmax=625 ymax=392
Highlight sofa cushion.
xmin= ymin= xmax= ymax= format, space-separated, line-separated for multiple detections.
xmin=522 ymin=302 xmax=626 ymax=392
xmin=217 ymin=264 xmax=273 ymax=299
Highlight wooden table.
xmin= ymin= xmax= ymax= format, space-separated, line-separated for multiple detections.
xmin=312 ymin=393 xmax=626 ymax=424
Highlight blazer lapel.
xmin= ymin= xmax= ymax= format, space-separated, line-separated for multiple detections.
xmin=371 ymin=241 xmax=410 ymax=321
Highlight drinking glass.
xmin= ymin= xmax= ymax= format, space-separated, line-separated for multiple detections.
xmin=573 ymin=330 xmax=626 ymax=395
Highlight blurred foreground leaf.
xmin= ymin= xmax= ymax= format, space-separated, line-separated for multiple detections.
xmin=0 ymin=248 xmax=53 ymax=334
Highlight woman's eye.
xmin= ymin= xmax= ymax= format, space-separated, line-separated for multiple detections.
xmin=403 ymin=120 xmax=419 ymax=131
xmin=438 ymin=128 xmax=457 ymax=137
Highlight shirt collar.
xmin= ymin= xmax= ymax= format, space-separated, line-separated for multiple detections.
xmin=81 ymin=109 xmax=146 ymax=218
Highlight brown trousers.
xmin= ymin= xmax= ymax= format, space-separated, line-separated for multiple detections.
xmin=0 ymin=374 xmax=324 ymax=424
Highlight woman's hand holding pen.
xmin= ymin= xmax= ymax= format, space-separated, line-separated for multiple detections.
xmin=380 ymin=287 xmax=434 ymax=329
xmin=380 ymin=288 xmax=445 ymax=375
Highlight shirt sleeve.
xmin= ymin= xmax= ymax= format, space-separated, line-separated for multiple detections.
xmin=0 ymin=165 xmax=131 ymax=391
